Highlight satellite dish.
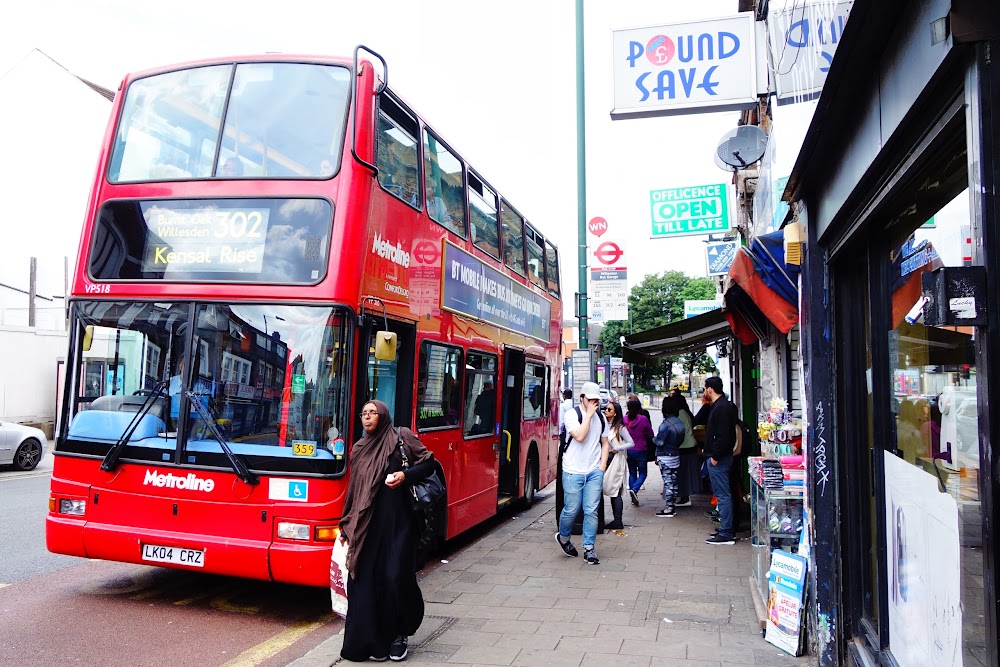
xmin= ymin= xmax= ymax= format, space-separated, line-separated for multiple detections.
xmin=714 ymin=125 xmax=768 ymax=171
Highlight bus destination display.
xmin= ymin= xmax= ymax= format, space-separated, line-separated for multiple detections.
xmin=141 ymin=204 xmax=271 ymax=273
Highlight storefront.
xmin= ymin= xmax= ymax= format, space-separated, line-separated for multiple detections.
xmin=788 ymin=1 xmax=1000 ymax=664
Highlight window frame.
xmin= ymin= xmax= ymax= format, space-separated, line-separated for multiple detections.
xmin=523 ymin=361 xmax=547 ymax=421
xmin=467 ymin=170 xmax=501 ymax=260
xmin=524 ymin=224 xmax=546 ymax=290
xmin=500 ymin=199 xmax=526 ymax=276
xmin=416 ymin=340 xmax=464 ymax=432
xmin=422 ymin=128 xmax=468 ymax=239
xmin=463 ymin=351 xmax=499 ymax=439
xmin=544 ymin=240 xmax=561 ymax=296
xmin=375 ymin=92 xmax=422 ymax=211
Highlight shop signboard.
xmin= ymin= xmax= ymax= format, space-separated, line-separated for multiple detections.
xmin=684 ymin=299 xmax=723 ymax=318
xmin=769 ymin=1 xmax=853 ymax=104
xmin=765 ymin=550 xmax=809 ymax=655
xmin=611 ymin=13 xmax=761 ymax=118
xmin=705 ymin=240 xmax=739 ymax=276
xmin=650 ymin=184 xmax=731 ymax=238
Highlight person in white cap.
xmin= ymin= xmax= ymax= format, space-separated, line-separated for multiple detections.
xmin=556 ymin=381 xmax=610 ymax=565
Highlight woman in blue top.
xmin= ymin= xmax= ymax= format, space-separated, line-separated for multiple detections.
xmin=653 ymin=396 xmax=686 ymax=518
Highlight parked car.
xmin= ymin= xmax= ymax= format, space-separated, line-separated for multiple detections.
xmin=599 ymin=388 xmax=612 ymax=408
xmin=0 ymin=421 xmax=47 ymax=470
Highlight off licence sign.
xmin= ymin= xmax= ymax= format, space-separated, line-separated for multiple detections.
xmin=650 ymin=184 xmax=730 ymax=238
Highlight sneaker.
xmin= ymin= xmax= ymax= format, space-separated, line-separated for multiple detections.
xmin=605 ymin=519 xmax=624 ymax=530
xmin=675 ymin=497 xmax=692 ymax=507
xmin=555 ymin=532 xmax=578 ymax=557
xmin=706 ymin=534 xmax=736 ymax=545
xmin=629 ymin=489 xmax=639 ymax=506
xmin=710 ymin=515 xmax=721 ymax=524
xmin=655 ymin=509 xmax=676 ymax=518
xmin=583 ymin=549 xmax=600 ymax=565
xmin=390 ymin=636 xmax=408 ymax=661
xmin=704 ymin=509 xmax=719 ymax=519
xmin=370 ymin=656 xmax=389 ymax=662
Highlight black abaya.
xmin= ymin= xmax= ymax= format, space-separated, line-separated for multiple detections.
xmin=341 ymin=450 xmax=434 ymax=662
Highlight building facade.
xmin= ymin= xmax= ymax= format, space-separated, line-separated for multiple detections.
xmin=789 ymin=1 xmax=1000 ymax=664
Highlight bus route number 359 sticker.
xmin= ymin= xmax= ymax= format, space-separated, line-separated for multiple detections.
xmin=292 ymin=440 xmax=317 ymax=457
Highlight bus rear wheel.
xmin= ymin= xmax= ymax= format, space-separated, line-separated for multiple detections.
xmin=520 ymin=456 xmax=538 ymax=509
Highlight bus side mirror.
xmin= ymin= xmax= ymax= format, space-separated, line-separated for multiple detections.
xmin=374 ymin=331 xmax=397 ymax=361
xmin=83 ymin=325 xmax=94 ymax=352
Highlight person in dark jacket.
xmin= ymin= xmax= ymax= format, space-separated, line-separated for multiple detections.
xmin=652 ymin=396 xmax=685 ymax=518
xmin=703 ymin=377 xmax=738 ymax=545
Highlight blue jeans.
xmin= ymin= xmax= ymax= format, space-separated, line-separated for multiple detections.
xmin=560 ymin=468 xmax=604 ymax=549
xmin=626 ymin=450 xmax=647 ymax=493
xmin=707 ymin=455 xmax=734 ymax=538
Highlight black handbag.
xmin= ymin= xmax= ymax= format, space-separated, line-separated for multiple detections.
xmin=397 ymin=430 xmax=446 ymax=510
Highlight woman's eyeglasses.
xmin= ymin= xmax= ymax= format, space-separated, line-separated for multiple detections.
xmin=360 ymin=410 xmax=378 ymax=418
xmin=603 ymin=407 xmax=615 ymax=413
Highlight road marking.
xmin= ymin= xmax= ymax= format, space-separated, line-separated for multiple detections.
xmin=0 ymin=471 xmax=52 ymax=482
xmin=210 ymin=593 xmax=261 ymax=615
xmin=220 ymin=617 xmax=333 ymax=667
xmin=0 ymin=583 xmax=11 ymax=589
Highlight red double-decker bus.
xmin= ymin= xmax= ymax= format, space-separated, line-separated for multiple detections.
xmin=47 ymin=48 xmax=563 ymax=587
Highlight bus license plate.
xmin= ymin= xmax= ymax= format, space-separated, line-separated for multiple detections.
xmin=141 ymin=543 xmax=205 ymax=567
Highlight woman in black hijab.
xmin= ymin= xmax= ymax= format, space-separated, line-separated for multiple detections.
xmin=339 ymin=400 xmax=435 ymax=662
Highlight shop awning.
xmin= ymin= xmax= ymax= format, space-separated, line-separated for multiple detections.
xmin=727 ymin=230 xmax=800 ymax=334
xmin=724 ymin=284 xmax=772 ymax=345
xmin=622 ymin=308 xmax=732 ymax=363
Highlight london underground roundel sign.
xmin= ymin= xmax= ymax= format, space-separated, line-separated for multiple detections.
xmin=593 ymin=241 xmax=624 ymax=266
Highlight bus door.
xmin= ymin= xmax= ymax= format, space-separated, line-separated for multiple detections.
xmin=354 ymin=316 xmax=415 ymax=439
xmin=499 ymin=348 xmax=524 ymax=506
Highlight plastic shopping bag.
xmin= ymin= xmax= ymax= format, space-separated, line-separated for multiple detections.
xmin=330 ymin=539 xmax=349 ymax=618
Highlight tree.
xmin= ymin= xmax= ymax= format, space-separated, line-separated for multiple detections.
xmin=597 ymin=272 xmax=719 ymax=389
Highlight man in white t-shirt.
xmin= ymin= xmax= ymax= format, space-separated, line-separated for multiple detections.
xmin=556 ymin=381 xmax=609 ymax=565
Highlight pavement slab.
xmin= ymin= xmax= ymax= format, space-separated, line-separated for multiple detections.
xmin=292 ymin=475 xmax=816 ymax=667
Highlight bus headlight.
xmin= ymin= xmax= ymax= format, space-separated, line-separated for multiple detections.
xmin=277 ymin=522 xmax=310 ymax=541
xmin=58 ymin=499 xmax=87 ymax=516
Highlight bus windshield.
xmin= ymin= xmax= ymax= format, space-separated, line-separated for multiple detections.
xmin=63 ymin=301 xmax=351 ymax=475
xmin=108 ymin=62 xmax=351 ymax=182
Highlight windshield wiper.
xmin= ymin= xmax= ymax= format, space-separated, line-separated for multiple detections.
xmin=185 ymin=390 xmax=259 ymax=486
xmin=100 ymin=380 xmax=168 ymax=473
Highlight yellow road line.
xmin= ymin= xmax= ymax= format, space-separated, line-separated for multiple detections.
xmin=220 ymin=616 xmax=333 ymax=667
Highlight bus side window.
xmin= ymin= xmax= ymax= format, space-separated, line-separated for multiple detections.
xmin=523 ymin=362 xmax=545 ymax=420
xmin=468 ymin=171 xmax=500 ymax=259
xmin=525 ymin=225 xmax=545 ymax=289
xmin=500 ymin=201 xmax=525 ymax=275
xmin=545 ymin=240 xmax=561 ymax=296
xmin=423 ymin=130 xmax=467 ymax=238
xmin=376 ymin=95 xmax=420 ymax=207
xmin=417 ymin=342 xmax=463 ymax=430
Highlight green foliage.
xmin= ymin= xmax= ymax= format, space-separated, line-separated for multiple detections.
xmin=600 ymin=272 xmax=719 ymax=387
xmin=597 ymin=320 xmax=629 ymax=358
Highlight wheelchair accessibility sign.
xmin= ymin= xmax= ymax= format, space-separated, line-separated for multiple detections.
xmin=269 ymin=478 xmax=310 ymax=502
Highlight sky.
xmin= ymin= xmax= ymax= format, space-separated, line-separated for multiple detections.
xmin=1 ymin=0 xmax=818 ymax=319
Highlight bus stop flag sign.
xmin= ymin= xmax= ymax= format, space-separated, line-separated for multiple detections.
xmin=650 ymin=184 xmax=730 ymax=238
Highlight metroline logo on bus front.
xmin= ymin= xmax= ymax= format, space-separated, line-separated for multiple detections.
xmin=143 ymin=469 xmax=216 ymax=492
